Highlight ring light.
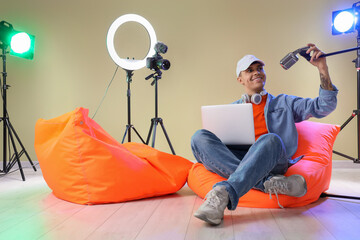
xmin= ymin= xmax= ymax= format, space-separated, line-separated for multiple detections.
xmin=106 ymin=14 xmax=157 ymax=70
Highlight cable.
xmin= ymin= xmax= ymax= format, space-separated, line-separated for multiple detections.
xmin=0 ymin=162 xmax=40 ymax=179
xmin=92 ymin=65 xmax=119 ymax=119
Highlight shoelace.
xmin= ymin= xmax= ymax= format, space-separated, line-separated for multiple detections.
xmin=268 ymin=189 xmax=284 ymax=209
xmin=267 ymin=180 xmax=289 ymax=209
xmin=204 ymin=191 xmax=223 ymax=209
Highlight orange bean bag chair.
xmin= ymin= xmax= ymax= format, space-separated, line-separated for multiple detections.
xmin=34 ymin=107 xmax=193 ymax=205
xmin=187 ymin=121 xmax=340 ymax=208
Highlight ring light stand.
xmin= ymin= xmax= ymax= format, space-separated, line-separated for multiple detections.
xmin=121 ymin=68 xmax=146 ymax=144
xmin=106 ymin=14 xmax=157 ymax=143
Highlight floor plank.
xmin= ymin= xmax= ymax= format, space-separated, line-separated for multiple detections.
xmin=38 ymin=203 xmax=122 ymax=240
xmin=0 ymin=192 xmax=58 ymax=233
xmin=271 ymin=205 xmax=336 ymax=240
xmin=307 ymin=199 xmax=360 ymax=240
xmin=185 ymin=197 xmax=234 ymax=240
xmin=337 ymin=199 xmax=360 ymax=219
xmin=135 ymin=193 xmax=196 ymax=240
xmin=86 ymin=198 xmax=161 ymax=240
xmin=232 ymin=207 xmax=285 ymax=240
xmin=326 ymin=160 xmax=360 ymax=198
xmin=0 ymin=195 xmax=85 ymax=240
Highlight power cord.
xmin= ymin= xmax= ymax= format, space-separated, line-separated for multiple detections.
xmin=92 ymin=65 xmax=119 ymax=119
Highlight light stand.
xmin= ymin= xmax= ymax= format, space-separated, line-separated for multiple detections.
xmin=106 ymin=14 xmax=158 ymax=144
xmin=328 ymin=46 xmax=360 ymax=164
xmin=145 ymin=69 xmax=176 ymax=155
xmin=0 ymin=45 xmax=36 ymax=181
xmin=121 ymin=68 xmax=145 ymax=144
xmin=320 ymin=33 xmax=360 ymax=200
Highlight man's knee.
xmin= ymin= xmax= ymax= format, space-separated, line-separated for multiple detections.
xmin=257 ymin=133 xmax=284 ymax=149
xmin=191 ymin=129 xmax=214 ymax=147
xmin=258 ymin=133 xmax=288 ymax=170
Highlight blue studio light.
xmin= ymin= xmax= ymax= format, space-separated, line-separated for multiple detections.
xmin=332 ymin=8 xmax=356 ymax=35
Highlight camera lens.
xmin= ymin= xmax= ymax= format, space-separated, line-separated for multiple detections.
xmin=158 ymin=59 xmax=170 ymax=70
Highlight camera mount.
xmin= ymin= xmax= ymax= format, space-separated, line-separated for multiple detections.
xmin=145 ymin=49 xmax=175 ymax=155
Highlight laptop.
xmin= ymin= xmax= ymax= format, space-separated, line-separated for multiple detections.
xmin=201 ymin=103 xmax=255 ymax=145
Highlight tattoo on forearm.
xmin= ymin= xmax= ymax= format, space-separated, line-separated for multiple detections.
xmin=320 ymin=73 xmax=333 ymax=90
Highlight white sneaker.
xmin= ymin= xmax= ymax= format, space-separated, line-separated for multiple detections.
xmin=264 ymin=174 xmax=307 ymax=197
xmin=194 ymin=186 xmax=229 ymax=225
xmin=264 ymin=174 xmax=307 ymax=208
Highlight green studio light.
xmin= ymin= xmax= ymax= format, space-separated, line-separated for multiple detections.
xmin=10 ymin=31 xmax=35 ymax=59
xmin=0 ymin=21 xmax=35 ymax=60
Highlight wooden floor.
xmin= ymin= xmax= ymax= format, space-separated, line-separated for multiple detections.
xmin=0 ymin=160 xmax=360 ymax=240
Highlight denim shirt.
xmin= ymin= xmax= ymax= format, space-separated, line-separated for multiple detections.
xmin=232 ymin=85 xmax=338 ymax=159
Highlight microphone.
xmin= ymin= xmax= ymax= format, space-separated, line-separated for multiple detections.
xmin=154 ymin=42 xmax=168 ymax=54
xmin=281 ymin=46 xmax=360 ymax=70
xmin=279 ymin=52 xmax=299 ymax=70
xmin=280 ymin=46 xmax=311 ymax=70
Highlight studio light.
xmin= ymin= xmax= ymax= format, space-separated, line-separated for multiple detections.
xmin=0 ymin=20 xmax=37 ymax=181
xmin=315 ymin=1 xmax=360 ymax=202
xmin=333 ymin=9 xmax=356 ymax=34
xmin=0 ymin=21 xmax=35 ymax=60
xmin=106 ymin=14 xmax=157 ymax=70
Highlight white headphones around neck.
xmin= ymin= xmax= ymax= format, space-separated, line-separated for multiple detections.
xmin=241 ymin=90 xmax=267 ymax=105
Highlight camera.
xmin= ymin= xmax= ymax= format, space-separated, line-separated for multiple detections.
xmin=146 ymin=42 xmax=170 ymax=71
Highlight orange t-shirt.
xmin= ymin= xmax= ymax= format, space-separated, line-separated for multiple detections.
xmin=252 ymin=95 xmax=268 ymax=140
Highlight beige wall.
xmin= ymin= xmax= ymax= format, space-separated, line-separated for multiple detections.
xmin=0 ymin=0 xmax=357 ymax=162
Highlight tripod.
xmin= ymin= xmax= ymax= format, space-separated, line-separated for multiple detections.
xmin=145 ymin=69 xmax=176 ymax=155
xmin=320 ymin=35 xmax=360 ymax=200
xmin=0 ymin=45 xmax=36 ymax=181
xmin=121 ymin=69 xmax=145 ymax=144
xmin=328 ymin=44 xmax=360 ymax=164
xmin=332 ymin=109 xmax=360 ymax=163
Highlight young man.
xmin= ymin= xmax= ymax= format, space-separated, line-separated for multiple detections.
xmin=191 ymin=43 xmax=338 ymax=225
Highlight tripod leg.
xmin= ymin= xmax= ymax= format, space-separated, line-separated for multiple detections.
xmin=8 ymin=120 xmax=37 ymax=171
xmin=159 ymin=120 xmax=176 ymax=155
xmin=131 ymin=126 xmax=146 ymax=144
xmin=321 ymin=192 xmax=360 ymax=200
xmin=333 ymin=150 xmax=359 ymax=162
xmin=339 ymin=111 xmax=356 ymax=130
xmin=122 ymin=125 xmax=131 ymax=144
xmin=5 ymin=119 xmax=25 ymax=181
xmin=146 ymin=119 xmax=155 ymax=145
xmin=151 ymin=121 xmax=158 ymax=148
xmin=332 ymin=110 xmax=360 ymax=163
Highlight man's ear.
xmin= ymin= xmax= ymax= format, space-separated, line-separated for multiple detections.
xmin=237 ymin=75 xmax=244 ymax=85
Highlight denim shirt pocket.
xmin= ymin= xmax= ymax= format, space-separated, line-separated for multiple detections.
xmin=268 ymin=108 xmax=285 ymax=114
xmin=268 ymin=108 xmax=285 ymax=120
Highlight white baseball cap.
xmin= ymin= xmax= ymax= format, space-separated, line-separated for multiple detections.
xmin=236 ymin=55 xmax=265 ymax=77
